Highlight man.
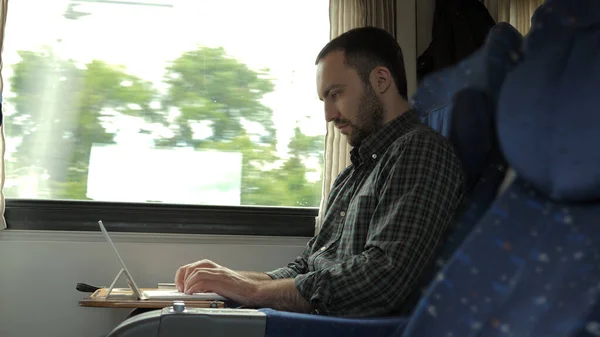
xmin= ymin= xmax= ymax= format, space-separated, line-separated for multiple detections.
xmin=174 ymin=27 xmax=466 ymax=317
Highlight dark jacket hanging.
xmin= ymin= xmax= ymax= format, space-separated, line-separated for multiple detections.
xmin=417 ymin=0 xmax=496 ymax=82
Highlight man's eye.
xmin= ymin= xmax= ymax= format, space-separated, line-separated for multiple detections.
xmin=331 ymin=92 xmax=340 ymax=99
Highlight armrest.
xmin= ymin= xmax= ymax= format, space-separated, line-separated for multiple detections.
xmin=107 ymin=304 xmax=266 ymax=337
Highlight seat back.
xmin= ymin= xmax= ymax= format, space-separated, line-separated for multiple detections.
xmin=400 ymin=1 xmax=600 ymax=336
xmin=412 ymin=21 xmax=522 ymax=191
xmin=410 ymin=23 xmax=523 ymax=278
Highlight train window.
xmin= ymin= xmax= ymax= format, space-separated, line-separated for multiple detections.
xmin=3 ymin=0 xmax=329 ymax=211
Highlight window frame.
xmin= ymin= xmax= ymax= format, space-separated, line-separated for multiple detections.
xmin=2 ymin=1 xmax=327 ymax=237
xmin=4 ymin=199 xmax=318 ymax=237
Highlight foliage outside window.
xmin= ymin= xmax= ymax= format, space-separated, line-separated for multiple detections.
xmin=3 ymin=0 xmax=329 ymax=208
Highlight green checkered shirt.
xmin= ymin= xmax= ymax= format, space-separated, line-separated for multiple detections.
xmin=267 ymin=109 xmax=466 ymax=317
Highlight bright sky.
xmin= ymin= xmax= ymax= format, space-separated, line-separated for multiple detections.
xmin=2 ymin=0 xmax=330 ymax=155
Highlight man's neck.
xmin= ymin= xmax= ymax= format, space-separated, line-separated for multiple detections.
xmin=383 ymin=96 xmax=411 ymax=124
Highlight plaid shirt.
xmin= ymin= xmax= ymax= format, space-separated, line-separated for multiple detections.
xmin=266 ymin=110 xmax=465 ymax=317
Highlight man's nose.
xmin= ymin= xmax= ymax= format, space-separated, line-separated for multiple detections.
xmin=324 ymin=101 xmax=339 ymax=123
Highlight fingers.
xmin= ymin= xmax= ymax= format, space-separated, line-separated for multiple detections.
xmin=174 ymin=265 xmax=189 ymax=292
xmin=184 ymin=268 xmax=222 ymax=294
xmin=184 ymin=283 xmax=209 ymax=296
xmin=174 ymin=262 xmax=194 ymax=291
xmin=174 ymin=259 xmax=219 ymax=292
xmin=194 ymin=259 xmax=220 ymax=269
xmin=183 ymin=260 xmax=219 ymax=286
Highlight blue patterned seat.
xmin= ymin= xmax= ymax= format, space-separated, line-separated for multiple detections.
xmin=411 ymin=22 xmax=523 ymax=278
xmin=400 ymin=1 xmax=600 ymax=336
xmin=412 ymin=21 xmax=522 ymax=190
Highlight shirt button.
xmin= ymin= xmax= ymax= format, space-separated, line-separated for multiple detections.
xmin=340 ymin=211 xmax=346 ymax=217
xmin=372 ymin=154 xmax=377 ymax=159
xmin=320 ymin=246 xmax=327 ymax=251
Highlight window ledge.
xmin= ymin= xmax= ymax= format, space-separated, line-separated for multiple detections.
xmin=5 ymin=199 xmax=317 ymax=237
xmin=0 ymin=229 xmax=312 ymax=246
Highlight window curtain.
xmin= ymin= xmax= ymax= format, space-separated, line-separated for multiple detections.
xmin=315 ymin=0 xmax=396 ymax=235
xmin=0 ymin=0 xmax=7 ymax=230
xmin=484 ymin=0 xmax=545 ymax=35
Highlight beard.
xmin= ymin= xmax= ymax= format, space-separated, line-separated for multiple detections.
xmin=346 ymin=84 xmax=385 ymax=147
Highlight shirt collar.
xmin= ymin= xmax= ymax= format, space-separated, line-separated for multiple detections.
xmin=350 ymin=109 xmax=421 ymax=166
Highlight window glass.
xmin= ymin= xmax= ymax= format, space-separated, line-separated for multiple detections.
xmin=3 ymin=0 xmax=329 ymax=207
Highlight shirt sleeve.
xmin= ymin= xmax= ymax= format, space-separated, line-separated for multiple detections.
xmin=265 ymin=236 xmax=315 ymax=279
xmin=265 ymin=168 xmax=352 ymax=280
xmin=294 ymin=131 xmax=466 ymax=317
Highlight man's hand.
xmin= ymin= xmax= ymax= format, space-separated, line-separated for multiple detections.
xmin=175 ymin=260 xmax=273 ymax=292
xmin=174 ymin=259 xmax=261 ymax=306
xmin=175 ymin=259 xmax=222 ymax=292
xmin=173 ymin=259 xmax=312 ymax=312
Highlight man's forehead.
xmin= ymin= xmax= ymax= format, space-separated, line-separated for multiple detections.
xmin=318 ymin=50 xmax=347 ymax=73
xmin=317 ymin=51 xmax=352 ymax=88
xmin=317 ymin=52 xmax=357 ymax=100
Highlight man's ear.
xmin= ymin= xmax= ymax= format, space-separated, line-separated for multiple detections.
xmin=370 ymin=66 xmax=392 ymax=94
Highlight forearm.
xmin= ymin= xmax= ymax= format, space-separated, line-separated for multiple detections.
xmin=238 ymin=271 xmax=273 ymax=282
xmin=250 ymin=278 xmax=312 ymax=313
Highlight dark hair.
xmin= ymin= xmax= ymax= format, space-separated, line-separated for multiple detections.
xmin=315 ymin=26 xmax=408 ymax=100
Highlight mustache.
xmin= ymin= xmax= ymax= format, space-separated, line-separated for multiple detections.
xmin=333 ymin=119 xmax=351 ymax=127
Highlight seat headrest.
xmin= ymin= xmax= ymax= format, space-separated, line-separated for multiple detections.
xmin=497 ymin=0 xmax=600 ymax=202
xmin=528 ymin=0 xmax=600 ymax=35
xmin=411 ymin=22 xmax=523 ymax=115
